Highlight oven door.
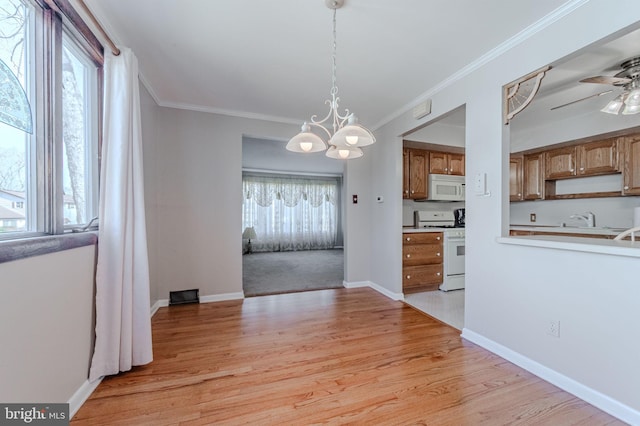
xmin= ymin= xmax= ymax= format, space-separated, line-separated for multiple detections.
xmin=446 ymin=237 xmax=465 ymax=276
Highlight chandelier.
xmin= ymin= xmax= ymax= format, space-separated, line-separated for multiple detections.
xmin=286 ymin=0 xmax=375 ymax=160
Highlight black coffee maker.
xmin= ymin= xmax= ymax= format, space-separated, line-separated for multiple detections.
xmin=454 ymin=208 xmax=465 ymax=227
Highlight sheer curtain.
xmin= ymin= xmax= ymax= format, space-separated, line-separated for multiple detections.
xmin=89 ymin=47 xmax=153 ymax=382
xmin=242 ymin=174 xmax=339 ymax=252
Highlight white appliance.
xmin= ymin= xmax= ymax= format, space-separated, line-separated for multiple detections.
xmin=441 ymin=228 xmax=465 ymax=291
xmin=414 ymin=210 xmax=466 ymax=291
xmin=414 ymin=210 xmax=455 ymax=228
xmin=427 ymin=174 xmax=465 ymax=201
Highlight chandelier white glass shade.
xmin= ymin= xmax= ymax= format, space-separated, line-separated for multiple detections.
xmin=601 ymin=81 xmax=640 ymax=115
xmin=286 ymin=0 xmax=375 ymax=160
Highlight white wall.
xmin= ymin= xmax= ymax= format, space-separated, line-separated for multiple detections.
xmin=140 ymin=83 xmax=161 ymax=305
xmin=242 ymin=136 xmax=344 ymax=175
xmin=0 ymin=246 xmax=96 ymax=404
xmin=405 ymin=121 xmax=465 ymax=147
xmin=141 ymin=105 xmax=371 ymax=300
xmin=511 ymin=196 xmax=639 ymax=228
xmin=368 ymin=0 xmax=640 ymax=421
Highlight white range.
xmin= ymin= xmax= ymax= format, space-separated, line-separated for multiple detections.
xmin=414 ymin=210 xmax=465 ymax=291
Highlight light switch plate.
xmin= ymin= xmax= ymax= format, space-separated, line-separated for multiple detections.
xmin=474 ymin=172 xmax=486 ymax=195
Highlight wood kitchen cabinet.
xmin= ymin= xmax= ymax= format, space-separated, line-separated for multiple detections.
xmin=509 ymin=155 xmax=523 ymax=201
xmin=403 ymin=148 xmax=428 ymax=199
xmin=578 ymin=138 xmax=619 ymax=176
xmin=402 ymin=232 xmax=443 ymax=293
xmin=523 ymin=153 xmax=544 ymax=200
xmin=623 ymin=134 xmax=640 ymax=195
xmin=545 ymin=146 xmax=577 ymax=179
xmin=429 ymin=151 xmax=465 ymax=176
xmin=545 ymin=139 xmax=619 ymax=180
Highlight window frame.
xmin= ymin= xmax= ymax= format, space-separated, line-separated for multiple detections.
xmin=0 ymin=0 xmax=104 ymax=243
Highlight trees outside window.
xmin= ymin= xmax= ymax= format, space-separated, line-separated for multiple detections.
xmin=0 ymin=0 xmax=101 ymax=237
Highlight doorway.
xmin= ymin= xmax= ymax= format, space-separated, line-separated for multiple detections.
xmin=401 ymin=106 xmax=467 ymax=330
xmin=241 ymin=136 xmax=345 ymax=297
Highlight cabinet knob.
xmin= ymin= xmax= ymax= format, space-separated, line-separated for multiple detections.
xmin=570 ymin=168 xmax=574 ymax=172
xmin=436 ymin=252 xmax=441 ymax=256
xmin=405 ymin=237 xmax=411 ymax=241
xmin=436 ymin=272 xmax=441 ymax=276
xmin=518 ymin=193 xmax=522 ymax=197
xmin=624 ymin=186 xmax=630 ymax=190
xmin=411 ymin=190 xmax=415 ymax=194
xmin=436 ymin=236 xmax=441 ymax=240
xmin=406 ymin=254 xmax=411 ymax=258
xmin=406 ymin=275 xmax=411 ymax=279
xmin=579 ymin=167 xmax=584 ymax=171
xmin=445 ymin=168 xmax=448 ymax=172
xmin=537 ymin=192 xmax=541 ymax=195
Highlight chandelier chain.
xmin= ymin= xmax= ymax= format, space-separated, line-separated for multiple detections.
xmin=331 ymin=8 xmax=337 ymax=97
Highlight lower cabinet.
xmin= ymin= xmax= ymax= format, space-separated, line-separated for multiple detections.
xmin=402 ymin=232 xmax=443 ymax=293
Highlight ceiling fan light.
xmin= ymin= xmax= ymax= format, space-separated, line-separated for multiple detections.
xmin=600 ymin=96 xmax=624 ymax=114
xmin=624 ymin=88 xmax=640 ymax=107
xmin=285 ymin=123 xmax=327 ymax=153
xmin=325 ymin=145 xmax=363 ymax=160
xmin=622 ymin=103 xmax=640 ymax=115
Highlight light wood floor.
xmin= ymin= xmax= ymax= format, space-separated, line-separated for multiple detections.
xmin=72 ymin=288 xmax=623 ymax=425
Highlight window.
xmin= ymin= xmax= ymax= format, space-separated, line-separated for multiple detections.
xmin=242 ymin=174 xmax=339 ymax=252
xmin=0 ymin=0 xmax=102 ymax=240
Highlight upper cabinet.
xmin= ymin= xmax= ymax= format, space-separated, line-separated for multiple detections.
xmin=511 ymin=130 xmax=640 ymax=201
xmin=545 ymin=146 xmax=577 ymax=179
xmin=523 ymin=153 xmax=544 ymax=200
xmin=428 ymin=152 xmax=465 ymax=175
xmin=403 ymin=146 xmax=465 ymax=200
xmin=403 ymin=148 xmax=427 ymax=199
xmin=623 ymin=134 xmax=640 ymax=196
xmin=578 ymin=138 xmax=620 ymax=176
xmin=509 ymin=155 xmax=523 ymax=201
xmin=545 ymin=139 xmax=619 ymax=180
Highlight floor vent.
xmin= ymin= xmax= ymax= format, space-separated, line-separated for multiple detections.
xmin=169 ymin=289 xmax=200 ymax=305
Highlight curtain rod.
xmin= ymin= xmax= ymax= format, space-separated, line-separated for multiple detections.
xmin=75 ymin=0 xmax=120 ymax=56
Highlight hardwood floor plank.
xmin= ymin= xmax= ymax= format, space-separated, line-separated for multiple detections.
xmin=71 ymin=288 xmax=624 ymax=425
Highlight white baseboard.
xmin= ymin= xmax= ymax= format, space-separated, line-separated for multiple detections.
xmin=343 ymin=280 xmax=404 ymax=301
xmin=200 ymin=292 xmax=245 ymax=303
xmin=461 ymin=328 xmax=640 ymax=425
xmin=342 ymin=280 xmax=370 ymax=288
xmin=150 ymin=299 xmax=168 ymax=317
xmin=68 ymin=378 xmax=102 ymax=419
xmin=151 ymin=292 xmax=245 ymax=315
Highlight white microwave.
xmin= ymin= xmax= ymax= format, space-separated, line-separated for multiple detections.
xmin=427 ymin=174 xmax=465 ymax=201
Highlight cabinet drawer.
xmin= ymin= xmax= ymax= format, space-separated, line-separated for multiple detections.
xmin=402 ymin=244 xmax=443 ymax=265
xmin=402 ymin=264 xmax=443 ymax=289
xmin=402 ymin=232 xmax=443 ymax=245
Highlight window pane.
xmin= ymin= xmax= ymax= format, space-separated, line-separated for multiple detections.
xmin=62 ymin=32 xmax=98 ymax=226
xmin=0 ymin=0 xmax=33 ymax=234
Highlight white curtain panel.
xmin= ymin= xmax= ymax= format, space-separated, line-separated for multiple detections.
xmin=242 ymin=175 xmax=338 ymax=252
xmin=89 ymin=48 xmax=152 ymax=382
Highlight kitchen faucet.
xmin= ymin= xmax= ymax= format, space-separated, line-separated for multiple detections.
xmin=569 ymin=212 xmax=595 ymax=227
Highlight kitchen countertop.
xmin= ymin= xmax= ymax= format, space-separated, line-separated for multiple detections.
xmin=402 ymin=227 xmax=460 ymax=233
xmin=510 ymin=224 xmax=627 ymax=237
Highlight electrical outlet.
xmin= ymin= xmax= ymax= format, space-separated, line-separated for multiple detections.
xmin=530 ymin=213 xmax=537 ymax=222
xmin=547 ymin=320 xmax=560 ymax=338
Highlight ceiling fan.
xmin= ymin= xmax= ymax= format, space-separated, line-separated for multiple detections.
xmin=551 ymin=56 xmax=640 ymax=114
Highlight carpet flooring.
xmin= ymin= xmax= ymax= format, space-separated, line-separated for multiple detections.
xmin=242 ymin=249 xmax=344 ymax=297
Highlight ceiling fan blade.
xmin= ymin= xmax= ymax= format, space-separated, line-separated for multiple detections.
xmin=550 ymin=90 xmax=613 ymax=111
xmin=579 ymin=76 xmax=631 ymax=85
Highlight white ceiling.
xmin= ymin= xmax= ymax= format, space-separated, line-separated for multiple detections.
xmin=512 ymin=27 xmax=640 ymax=131
xmin=83 ymin=0 xmax=571 ymax=130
